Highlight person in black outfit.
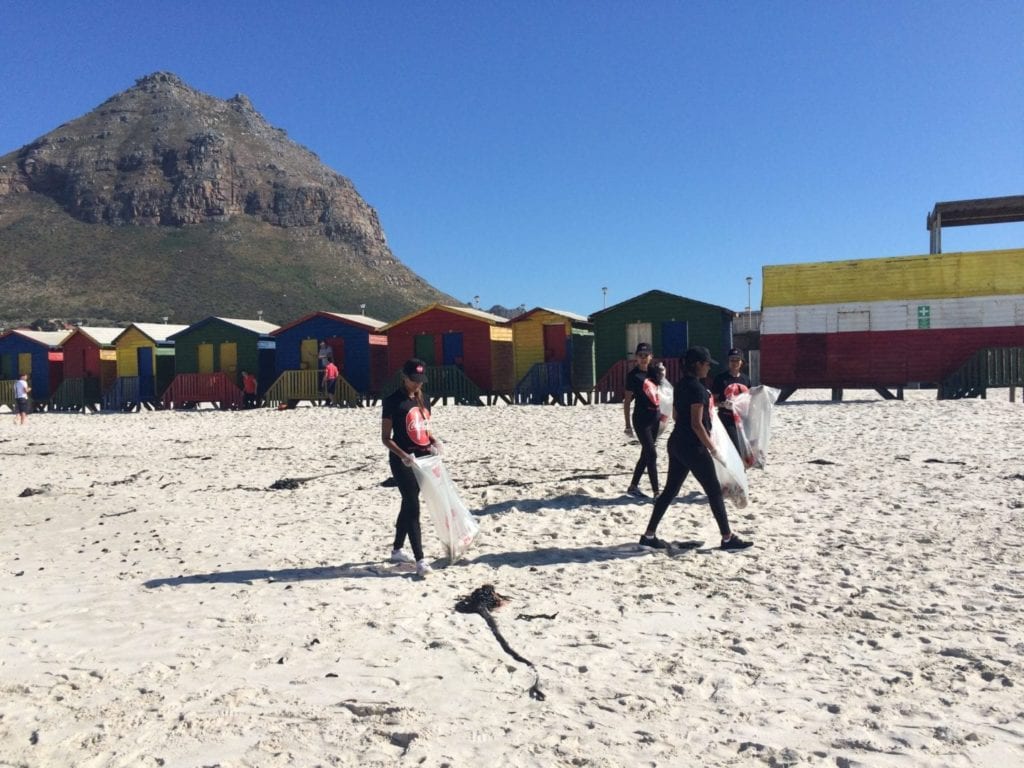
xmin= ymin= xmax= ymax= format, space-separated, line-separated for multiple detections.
xmin=711 ymin=348 xmax=752 ymax=453
xmin=639 ymin=346 xmax=753 ymax=551
xmin=623 ymin=342 xmax=659 ymax=499
xmin=381 ymin=358 xmax=441 ymax=577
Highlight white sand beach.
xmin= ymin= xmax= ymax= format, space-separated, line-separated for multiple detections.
xmin=2 ymin=391 xmax=1022 ymax=767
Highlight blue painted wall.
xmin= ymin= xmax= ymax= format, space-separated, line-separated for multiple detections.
xmin=274 ymin=316 xmax=376 ymax=393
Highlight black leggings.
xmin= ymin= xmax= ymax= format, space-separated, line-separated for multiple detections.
xmin=718 ymin=409 xmax=741 ymax=453
xmin=630 ymin=414 xmax=660 ymax=493
xmin=645 ymin=438 xmax=731 ymax=538
xmin=389 ymin=453 xmax=424 ymax=560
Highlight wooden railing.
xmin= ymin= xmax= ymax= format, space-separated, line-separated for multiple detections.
xmin=50 ymin=377 xmax=103 ymax=412
xmin=513 ymin=362 xmax=572 ymax=405
xmin=161 ymin=373 xmax=243 ymax=409
xmin=940 ymin=347 xmax=1024 ymax=399
xmin=262 ymin=369 xmax=362 ymax=408
xmin=376 ymin=365 xmax=485 ymax=406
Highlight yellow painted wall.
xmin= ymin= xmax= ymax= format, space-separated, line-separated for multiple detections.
xmin=763 ymin=248 xmax=1024 ymax=308
xmin=18 ymin=353 xmax=32 ymax=375
xmin=512 ymin=311 xmax=570 ymax=381
xmin=114 ymin=327 xmax=156 ymax=377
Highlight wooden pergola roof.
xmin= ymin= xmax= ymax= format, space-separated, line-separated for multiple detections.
xmin=927 ymin=195 xmax=1024 ymax=253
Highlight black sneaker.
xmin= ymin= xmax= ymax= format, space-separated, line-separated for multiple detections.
xmin=639 ymin=535 xmax=670 ymax=549
xmin=626 ymin=486 xmax=649 ymax=499
xmin=720 ymin=534 xmax=753 ymax=551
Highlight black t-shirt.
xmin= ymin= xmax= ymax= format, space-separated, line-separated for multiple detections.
xmin=711 ymin=371 xmax=752 ymax=404
xmin=671 ymin=374 xmax=712 ymax=447
xmin=382 ymin=388 xmax=432 ymax=456
xmin=626 ymin=365 xmax=659 ymax=423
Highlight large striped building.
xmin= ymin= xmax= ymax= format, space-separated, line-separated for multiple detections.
xmin=759 ymin=248 xmax=1024 ymax=391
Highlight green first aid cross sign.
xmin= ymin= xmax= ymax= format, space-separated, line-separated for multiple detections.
xmin=917 ymin=305 xmax=931 ymax=329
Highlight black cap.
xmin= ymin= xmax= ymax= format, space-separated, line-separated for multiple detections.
xmin=402 ymin=358 xmax=428 ymax=382
xmin=683 ymin=346 xmax=718 ymax=366
xmin=727 ymin=348 xmax=744 ymax=360
xmin=635 ymin=342 xmax=652 ymax=355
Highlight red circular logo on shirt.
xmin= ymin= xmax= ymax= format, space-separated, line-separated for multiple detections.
xmin=406 ymin=407 xmax=430 ymax=446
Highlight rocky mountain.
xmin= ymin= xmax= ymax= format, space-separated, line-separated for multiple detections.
xmin=0 ymin=72 xmax=457 ymax=327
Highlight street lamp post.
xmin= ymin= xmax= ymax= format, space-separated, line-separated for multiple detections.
xmin=745 ymin=276 xmax=752 ymax=323
xmin=602 ymin=286 xmax=608 ymax=309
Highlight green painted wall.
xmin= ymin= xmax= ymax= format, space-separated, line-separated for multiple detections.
xmin=592 ymin=290 xmax=734 ymax=378
xmin=171 ymin=319 xmax=264 ymax=386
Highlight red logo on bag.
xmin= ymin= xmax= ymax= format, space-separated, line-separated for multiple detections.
xmin=642 ymin=378 xmax=660 ymax=407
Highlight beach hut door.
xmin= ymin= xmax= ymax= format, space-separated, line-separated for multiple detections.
xmin=660 ymin=321 xmax=688 ymax=358
xmin=442 ymin=332 xmax=463 ymax=367
xmin=626 ymin=323 xmax=652 ymax=358
xmin=327 ymin=337 xmax=345 ymax=370
xmin=198 ymin=343 xmax=214 ymax=373
xmin=300 ymin=338 xmax=318 ymax=370
xmin=137 ymin=347 xmax=155 ymax=400
xmin=19 ymin=352 xmax=32 ymax=376
xmin=219 ymin=343 xmax=238 ymax=375
xmin=543 ymin=324 xmax=566 ymax=362
xmin=415 ymin=334 xmax=436 ymax=365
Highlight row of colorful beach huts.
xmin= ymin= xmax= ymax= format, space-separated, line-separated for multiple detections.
xmin=4 ymin=245 xmax=1024 ymax=412
xmin=0 ymin=289 xmax=739 ymax=411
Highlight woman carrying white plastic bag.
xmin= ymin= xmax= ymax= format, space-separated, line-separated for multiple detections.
xmin=638 ymin=347 xmax=754 ymax=552
xmin=411 ymin=454 xmax=480 ymax=563
xmin=381 ymin=358 xmax=442 ymax=578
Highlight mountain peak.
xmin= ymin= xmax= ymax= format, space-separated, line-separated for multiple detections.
xmin=0 ymin=73 xmax=455 ymax=325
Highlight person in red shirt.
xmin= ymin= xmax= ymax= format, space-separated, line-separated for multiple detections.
xmin=241 ymin=370 xmax=258 ymax=409
xmin=321 ymin=360 xmax=339 ymax=406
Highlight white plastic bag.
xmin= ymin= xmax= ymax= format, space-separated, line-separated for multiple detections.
xmin=709 ymin=404 xmax=749 ymax=508
xmin=411 ymin=454 xmax=480 ymax=562
xmin=656 ymin=379 xmax=673 ymax=436
xmin=731 ymin=385 xmax=780 ymax=469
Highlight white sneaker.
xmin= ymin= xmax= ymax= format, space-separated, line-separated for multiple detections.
xmin=390 ymin=548 xmax=414 ymax=564
xmin=416 ymin=559 xmax=433 ymax=577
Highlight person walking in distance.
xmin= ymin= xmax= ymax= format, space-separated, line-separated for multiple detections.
xmin=13 ymin=374 xmax=31 ymax=425
xmin=381 ymin=359 xmax=441 ymax=577
xmin=321 ymin=359 xmax=339 ymax=406
xmin=711 ymin=348 xmax=752 ymax=453
xmin=639 ymin=346 xmax=753 ymax=551
xmin=623 ymin=343 xmax=661 ymax=499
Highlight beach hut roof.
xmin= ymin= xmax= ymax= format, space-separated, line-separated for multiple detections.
xmin=114 ymin=323 xmax=190 ymax=344
xmin=167 ymin=317 xmax=280 ymax=339
xmin=511 ymin=307 xmax=591 ymax=324
xmin=271 ymin=311 xmax=386 ymax=336
xmin=215 ymin=317 xmax=280 ymax=334
xmin=589 ymin=289 xmax=734 ymax=318
xmin=379 ymin=303 xmax=509 ymax=332
xmin=0 ymin=329 xmax=72 ymax=347
xmin=70 ymin=326 xmax=124 ymax=346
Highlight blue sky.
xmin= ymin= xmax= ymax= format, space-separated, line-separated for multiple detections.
xmin=2 ymin=1 xmax=1022 ymax=317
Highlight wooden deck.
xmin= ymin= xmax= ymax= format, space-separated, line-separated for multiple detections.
xmin=375 ymin=365 xmax=486 ymax=406
xmin=940 ymin=347 xmax=1024 ymax=399
xmin=263 ymin=370 xmax=362 ymax=408
xmin=161 ymin=373 xmax=244 ymax=409
xmin=50 ymin=377 xmax=103 ymax=412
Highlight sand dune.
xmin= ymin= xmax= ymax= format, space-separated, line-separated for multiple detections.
xmin=2 ymin=391 xmax=1022 ymax=766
